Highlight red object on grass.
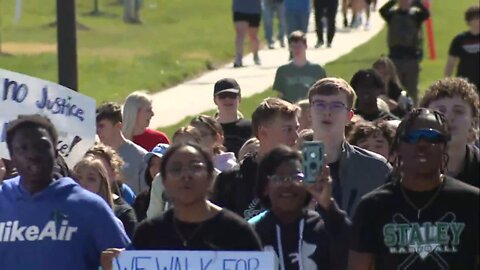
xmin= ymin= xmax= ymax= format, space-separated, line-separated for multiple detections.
xmin=423 ymin=0 xmax=436 ymax=60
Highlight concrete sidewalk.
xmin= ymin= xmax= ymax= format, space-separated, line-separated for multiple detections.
xmin=150 ymin=3 xmax=386 ymax=129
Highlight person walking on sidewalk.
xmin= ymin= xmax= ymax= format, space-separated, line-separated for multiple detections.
xmin=284 ymin=0 xmax=311 ymax=35
xmin=313 ymin=0 xmax=339 ymax=48
xmin=380 ymin=0 xmax=430 ymax=105
xmin=262 ymin=0 xmax=287 ymax=49
xmin=232 ymin=0 xmax=262 ymax=67
xmin=273 ymin=31 xmax=327 ymax=103
xmin=444 ymin=5 xmax=480 ymax=91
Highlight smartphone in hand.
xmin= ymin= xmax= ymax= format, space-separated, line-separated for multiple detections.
xmin=302 ymin=141 xmax=324 ymax=184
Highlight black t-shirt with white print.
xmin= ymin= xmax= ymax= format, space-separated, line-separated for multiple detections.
xmin=350 ymin=176 xmax=479 ymax=270
xmin=448 ymin=31 xmax=480 ymax=90
xmin=133 ymin=208 xmax=262 ymax=251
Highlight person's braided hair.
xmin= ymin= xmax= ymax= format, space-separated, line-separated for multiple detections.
xmin=389 ymin=108 xmax=450 ymax=180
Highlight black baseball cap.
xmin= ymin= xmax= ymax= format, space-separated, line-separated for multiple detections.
xmin=214 ymin=78 xmax=241 ymax=96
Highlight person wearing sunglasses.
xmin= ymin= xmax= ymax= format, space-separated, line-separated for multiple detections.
xmin=349 ymin=108 xmax=480 ymax=270
xmin=308 ymin=78 xmax=392 ymax=217
xmin=213 ymin=78 xmax=252 ymax=158
xmin=420 ymin=77 xmax=479 ymax=188
xmin=249 ymin=145 xmax=350 ymax=270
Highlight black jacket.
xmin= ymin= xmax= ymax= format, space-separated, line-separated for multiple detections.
xmin=454 ymin=144 xmax=479 ymax=188
xmin=211 ymin=154 xmax=263 ymax=219
xmin=250 ymin=205 xmax=351 ymax=270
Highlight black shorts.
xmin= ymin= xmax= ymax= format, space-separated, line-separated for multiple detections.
xmin=233 ymin=12 xmax=261 ymax=27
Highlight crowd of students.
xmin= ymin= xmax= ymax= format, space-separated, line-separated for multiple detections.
xmin=0 ymin=3 xmax=478 ymax=270
xmin=0 ymin=71 xmax=478 ymax=269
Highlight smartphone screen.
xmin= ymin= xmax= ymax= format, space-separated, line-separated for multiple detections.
xmin=302 ymin=141 xmax=324 ymax=184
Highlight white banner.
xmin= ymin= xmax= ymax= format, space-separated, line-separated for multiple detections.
xmin=113 ymin=250 xmax=275 ymax=270
xmin=0 ymin=68 xmax=96 ymax=168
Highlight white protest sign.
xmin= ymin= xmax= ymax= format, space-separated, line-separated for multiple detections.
xmin=0 ymin=68 xmax=96 ymax=168
xmin=113 ymin=250 xmax=276 ymax=270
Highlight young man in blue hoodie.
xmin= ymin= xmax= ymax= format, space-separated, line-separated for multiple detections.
xmin=0 ymin=115 xmax=130 ymax=270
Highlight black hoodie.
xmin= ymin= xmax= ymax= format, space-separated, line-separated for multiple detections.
xmin=211 ymin=154 xmax=264 ymax=219
xmin=250 ymin=205 xmax=350 ymax=270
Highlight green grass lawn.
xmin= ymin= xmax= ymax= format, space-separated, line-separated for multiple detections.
xmin=0 ymin=0 xmax=236 ymax=103
xmin=158 ymin=0 xmax=473 ymax=138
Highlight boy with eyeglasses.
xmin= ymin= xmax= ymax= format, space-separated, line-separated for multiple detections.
xmin=213 ymin=78 xmax=252 ymax=158
xmin=308 ymin=78 xmax=392 ymax=216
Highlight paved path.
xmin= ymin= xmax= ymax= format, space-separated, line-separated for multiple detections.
xmin=150 ymin=2 xmax=386 ymax=128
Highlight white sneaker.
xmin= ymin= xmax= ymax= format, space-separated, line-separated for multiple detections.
xmin=364 ymin=20 xmax=370 ymax=30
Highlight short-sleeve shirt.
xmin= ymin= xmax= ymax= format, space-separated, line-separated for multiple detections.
xmin=273 ymin=61 xmax=327 ymax=103
xmin=133 ymin=208 xmax=262 ymax=250
xmin=448 ymin=31 xmax=480 ymax=90
xmin=132 ymin=128 xmax=170 ymax=152
xmin=350 ymin=177 xmax=479 ymax=269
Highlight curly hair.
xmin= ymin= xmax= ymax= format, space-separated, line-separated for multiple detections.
xmin=85 ymin=143 xmax=125 ymax=182
xmin=348 ymin=120 xmax=396 ymax=147
xmin=420 ymin=77 xmax=479 ymax=119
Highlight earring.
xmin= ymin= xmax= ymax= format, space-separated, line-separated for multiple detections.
xmin=441 ymin=153 xmax=449 ymax=174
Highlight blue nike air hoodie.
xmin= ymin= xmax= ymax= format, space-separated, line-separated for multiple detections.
xmin=0 ymin=176 xmax=130 ymax=270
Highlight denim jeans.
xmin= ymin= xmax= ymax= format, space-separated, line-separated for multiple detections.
xmin=285 ymin=9 xmax=310 ymax=35
xmin=262 ymin=0 xmax=286 ymax=44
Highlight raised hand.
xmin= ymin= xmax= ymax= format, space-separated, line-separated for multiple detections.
xmin=305 ymin=161 xmax=333 ymax=210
